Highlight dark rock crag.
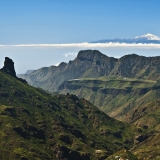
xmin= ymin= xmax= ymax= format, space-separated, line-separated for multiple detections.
xmin=1 ymin=57 xmax=27 ymax=83
xmin=1 ymin=57 xmax=16 ymax=77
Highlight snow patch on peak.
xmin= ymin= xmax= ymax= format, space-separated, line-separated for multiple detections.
xmin=135 ymin=33 xmax=160 ymax=40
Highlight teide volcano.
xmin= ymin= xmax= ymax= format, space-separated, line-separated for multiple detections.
xmin=91 ymin=33 xmax=160 ymax=44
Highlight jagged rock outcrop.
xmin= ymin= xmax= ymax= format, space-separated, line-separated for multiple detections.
xmin=1 ymin=57 xmax=16 ymax=77
xmin=1 ymin=57 xmax=27 ymax=84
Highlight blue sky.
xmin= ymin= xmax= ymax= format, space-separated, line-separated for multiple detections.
xmin=1 ymin=0 xmax=160 ymax=43
xmin=0 ymin=0 xmax=160 ymax=73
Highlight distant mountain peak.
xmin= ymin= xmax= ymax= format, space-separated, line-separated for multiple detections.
xmin=91 ymin=33 xmax=160 ymax=43
xmin=135 ymin=33 xmax=160 ymax=40
xmin=77 ymin=50 xmax=106 ymax=59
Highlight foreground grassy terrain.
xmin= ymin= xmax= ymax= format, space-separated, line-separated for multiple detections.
xmin=0 ymin=71 xmax=139 ymax=160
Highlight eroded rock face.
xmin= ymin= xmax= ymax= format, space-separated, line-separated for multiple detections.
xmin=1 ymin=57 xmax=16 ymax=77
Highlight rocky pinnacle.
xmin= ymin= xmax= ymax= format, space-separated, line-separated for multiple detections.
xmin=1 ymin=57 xmax=27 ymax=84
xmin=1 ymin=57 xmax=16 ymax=77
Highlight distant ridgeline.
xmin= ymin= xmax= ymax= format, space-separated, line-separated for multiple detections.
xmin=18 ymin=50 xmax=160 ymax=92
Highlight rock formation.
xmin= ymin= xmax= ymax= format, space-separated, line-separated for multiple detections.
xmin=1 ymin=57 xmax=27 ymax=83
xmin=1 ymin=57 xmax=16 ymax=77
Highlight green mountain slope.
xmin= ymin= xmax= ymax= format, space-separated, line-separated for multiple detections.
xmin=57 ymin=77 xmax=160 ymax=120
xmin=57 ymin=77 xmax=160 ymax=159
xmin=0 ymin=59 xmax=138 ymax=160
xmin=16 ymin=50 xmax=160 ymax=159
xmin=18 ymin=50 xmax=160 ymax=92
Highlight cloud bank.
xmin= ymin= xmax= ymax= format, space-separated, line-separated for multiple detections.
xmin=1 ymin=42 xmax=160 ymax=49
xmin=63 ymin=52 xmax=77 ymax=57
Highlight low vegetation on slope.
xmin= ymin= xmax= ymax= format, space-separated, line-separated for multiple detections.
xmin=57 ymin=76 xmax=160 ymax=119
xmin=0 ymin=70 xmax=139 ymax=160
xmin=57 ymin=76 xmax=160 ymax=159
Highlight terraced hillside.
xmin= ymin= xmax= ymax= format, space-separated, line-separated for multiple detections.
xmin=57 ymin=77 xmax=160 ymax=120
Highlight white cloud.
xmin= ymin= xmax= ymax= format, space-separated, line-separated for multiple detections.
xmin=1 ymin=42 xmax=160 ymax=49
xmin=62 ymin=52 xmax=77 ymax=57
xmin=54 ymin=63 xmax=60 ymax=66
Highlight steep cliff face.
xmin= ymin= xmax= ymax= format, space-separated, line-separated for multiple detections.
xmin=115 ymin=54 xmax=160 ymax=79
xmin=18 ymin=50 xmax=160 ymax=92
xmin=75 ymin=50 xmax=117 ymax=77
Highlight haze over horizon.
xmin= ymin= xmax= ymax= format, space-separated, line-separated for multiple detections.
xmin=0 ymin=0 xmax=160 ymax=73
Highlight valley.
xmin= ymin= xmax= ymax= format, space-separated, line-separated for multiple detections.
xmin=0 ymin=57 xmax=138 ymax=160
xmin=1 ymin=50 xmax=160 ymax=159
xmin=57 ymin=77 xmax=160 ymax=121
xmin=2 ymin=1 xmax=160 ymax=159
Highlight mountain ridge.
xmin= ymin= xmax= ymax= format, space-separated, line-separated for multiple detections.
xmin=18 ymin=50 xmax=160 ymax=92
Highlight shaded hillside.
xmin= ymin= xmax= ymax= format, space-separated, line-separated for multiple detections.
xmin=58 ymin=77 xmax=160 ymax=159
xmin=0 ymin=58 xmax=138 ymax=160
xmin=18 ymin=50 xmax=160 ymax=92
